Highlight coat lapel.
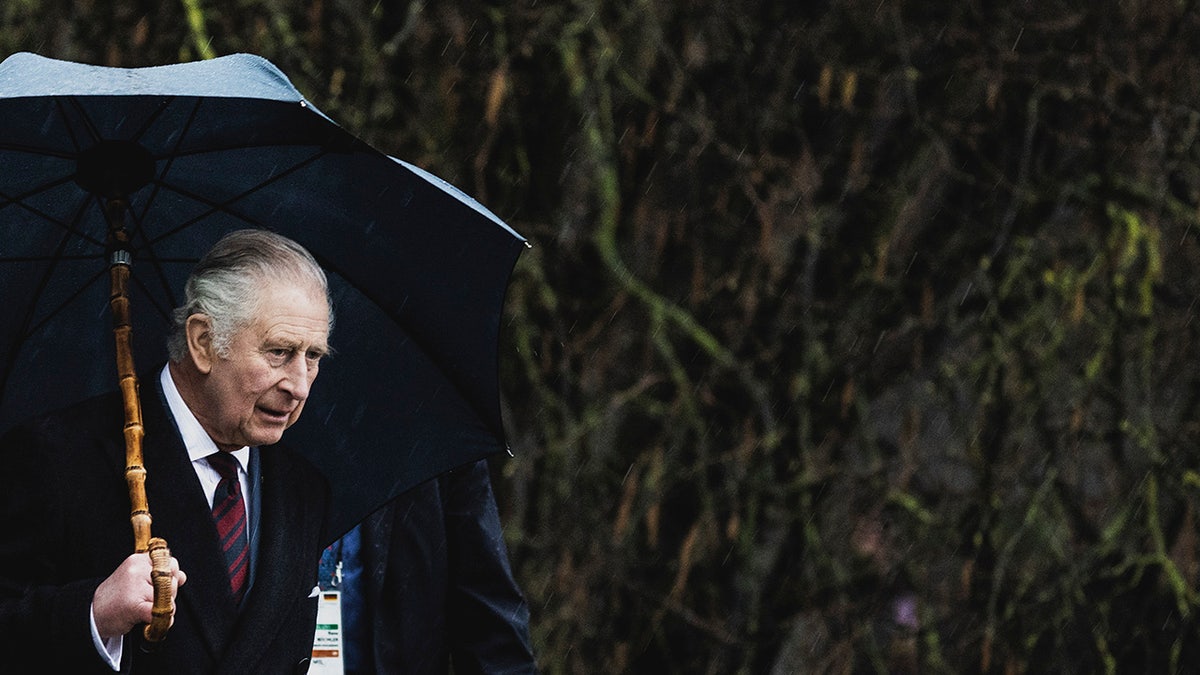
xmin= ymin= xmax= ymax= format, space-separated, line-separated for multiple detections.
xmin=219 ymin=445 xmax=321 ymax=673
xmin=141 ymin=378 xmax=240 ymax=658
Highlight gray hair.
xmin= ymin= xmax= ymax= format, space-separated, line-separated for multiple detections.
xmin=167 ymin=229 xmax=333 ymax=361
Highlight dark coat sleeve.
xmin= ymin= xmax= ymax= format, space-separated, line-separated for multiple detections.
xmin=366 ymin=458 xmax=537 ymax=675
xmin=0 ymin=401 xmax=138 ymax=674
xmin=441 ymin=459 xmax=537 ymax=675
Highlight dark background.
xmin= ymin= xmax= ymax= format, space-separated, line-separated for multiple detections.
xmin=6 ymin=1 xmax=1200 ymax=672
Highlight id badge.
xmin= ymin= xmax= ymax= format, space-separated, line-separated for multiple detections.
xmin=310 ymin=589 xmax=344 ymax=674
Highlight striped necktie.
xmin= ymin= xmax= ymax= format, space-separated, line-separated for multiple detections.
xmin=206 ymin=452 xmax=249 ymax=603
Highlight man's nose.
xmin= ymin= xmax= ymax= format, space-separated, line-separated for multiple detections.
xmin=280 ymin=357 xmax=313 ymax=399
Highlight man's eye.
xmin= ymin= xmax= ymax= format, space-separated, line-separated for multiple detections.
xmin=266 ymin=348 xmax=292 ymax=363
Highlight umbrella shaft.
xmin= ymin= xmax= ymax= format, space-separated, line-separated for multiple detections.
xmin=110 ymin=263 xmax=150 ymax=550
xmin=110 ymin=255 xmax=171 ymax=642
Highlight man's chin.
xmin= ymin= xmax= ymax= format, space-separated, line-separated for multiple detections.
xmin=246 ymin=424 xmax=288 ymax=447
xmin=246 ymin=409 xmax=301 ymax=446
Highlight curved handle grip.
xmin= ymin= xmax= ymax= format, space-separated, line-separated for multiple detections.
xmin=142 ymin=538 xmax=174 ymax=643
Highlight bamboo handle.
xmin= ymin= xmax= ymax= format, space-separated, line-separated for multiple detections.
xmin=143 ymin=538 xmax=173 ymax=642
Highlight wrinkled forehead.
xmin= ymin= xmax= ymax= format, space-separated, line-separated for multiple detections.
xmin=241 ymin=277 xmax=331 ymax=332
xmin=246 ymin=273 xmax=331 ymax=314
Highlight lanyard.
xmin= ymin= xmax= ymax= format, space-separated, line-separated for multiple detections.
xmin=318 ymin=539 xmax=343 ymax=590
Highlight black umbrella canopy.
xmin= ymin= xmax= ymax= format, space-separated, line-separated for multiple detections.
xmin=0 ymin=52 xmax=526 ymax=543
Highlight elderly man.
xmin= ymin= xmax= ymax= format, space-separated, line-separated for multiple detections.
xmin=0 ymin=229 xmax=332 ymax=673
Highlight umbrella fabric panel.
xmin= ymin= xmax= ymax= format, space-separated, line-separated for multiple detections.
xmin=296 ymin=269 xmax=505 ymax=541
xmin=0 ymin=255 xmax=178 ymax=429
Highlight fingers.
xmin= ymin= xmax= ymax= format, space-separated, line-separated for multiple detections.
xmin=167 ymin=556 xmax=185 ymax=629
xmin=92 ymin=551 xmax=188 ymax=639
xmin=155 ymin=552 xmax=185 ymax=629
xmin=93 ymin=553 xmax=154 ymax=639
xmin=169 ymin=555 xmax=187 ymax=587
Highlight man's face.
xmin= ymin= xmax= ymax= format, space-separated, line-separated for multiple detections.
xmin=193 ymin=280 xmax=330 ymax=451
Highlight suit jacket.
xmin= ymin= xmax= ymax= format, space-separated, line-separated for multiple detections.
xmin=0 ymin=377 xmax=329 ymax=674
xmin=359 ymin=459 xmax=536 ymax=675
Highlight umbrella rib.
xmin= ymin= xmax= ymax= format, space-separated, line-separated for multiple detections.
xmin=127 ymin=96 xmax=178 ymax=146
xmin=0 ymin=255 xmax=103 ymax=262
xmin=131 ymin=97 xmax=202 ymax=228
xmin=127 ymin=264 xmax=182 ymax=326
xmin=58 ymin=95 xmax=177 ymax=152
xmin=159 ymin=138 xmax=353 ymax=158
xmin=59 ymin=97 xmax=98 ymax=152
xmin=0 ymin=174 xmax=75 ymax=205
xmin=121 ymin=97 xmax=207 ymax=310
xmin=121 ymin=208 xmax=188 ymax=316
xmin=144 ymin=146 xmax=332 ymax=246
xmin=0 ymin=182 xmax=107 ymax=250
xmin=17 ymin=191 xmax=113 ymax=338
xmin=0 ymin=143 xmax=76 ymax=160
xmin=0 ymin=226 xmax=107 ymax=400
xmin=22 ymin=265 xmax=109 ymax=339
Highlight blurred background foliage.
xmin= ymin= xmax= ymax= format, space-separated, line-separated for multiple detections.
xmin=6 ymin=0 xmax=1200 ymax=672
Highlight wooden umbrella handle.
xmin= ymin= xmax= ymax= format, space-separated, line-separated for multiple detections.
xmin=108 ymin=206 xmax=173 ymax=642
xmin=124 ymin=456 xmax=172 ymax=642
xmin=143 ymin=538 xmax=174 ymax=641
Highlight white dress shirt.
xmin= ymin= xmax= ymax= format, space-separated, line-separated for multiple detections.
xmin=160 ymin=365 xmax=252 ymax=515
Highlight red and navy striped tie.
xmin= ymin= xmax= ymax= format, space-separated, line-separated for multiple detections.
xmin=206 ymin=452 xmax=248 ymax=603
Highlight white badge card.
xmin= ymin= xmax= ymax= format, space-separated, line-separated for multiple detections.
xmin=310 ymin=590 xmax=344 ymax=674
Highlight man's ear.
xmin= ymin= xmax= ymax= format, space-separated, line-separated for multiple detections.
xmin=185 ymin=314 xmax=216 ymax=374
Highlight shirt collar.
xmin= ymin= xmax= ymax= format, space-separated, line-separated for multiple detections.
xmin=160 ymin=364 xmax=250 ymax=471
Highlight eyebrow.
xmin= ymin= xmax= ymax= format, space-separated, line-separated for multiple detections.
xmin=264 ymin=338 xmax=329 ymax=358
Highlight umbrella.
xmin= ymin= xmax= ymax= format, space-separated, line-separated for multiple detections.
xmin=0 ymin=51 xmax=525 ymax=597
